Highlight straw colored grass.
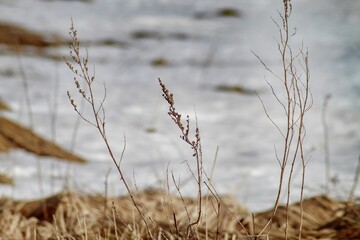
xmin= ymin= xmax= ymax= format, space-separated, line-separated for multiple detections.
xmin=243 ymin=195 xmax=346 ymax=239
xmin=0 ymin=173 xmax=13 ymax=185
xmin=0 ymin=191 xmax=359 ymax=239
xmin=0 ymin=99 xmax=10 ymax=111
xmin=0 ymin=116 xmax=86 ymax=163
xmin=0 ymin=22 xmax=61 ymax=48
xmin=0 ymin=189 xmax=249 ymax=239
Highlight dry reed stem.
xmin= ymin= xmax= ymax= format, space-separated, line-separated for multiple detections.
xmin=321 ymin=94 xmax=331 ymax=195
xmin=65 ymin=20 xmax=152 ymax=238
xmin=158 ymin=78 xmax=203 ymax=239
xmin=158 ymin=78 xmax=252 ymax=238
xmin=17 ymin=52 xmax=33 ymax=129
xmin=253 ymin=0 xmax=312 ymax=239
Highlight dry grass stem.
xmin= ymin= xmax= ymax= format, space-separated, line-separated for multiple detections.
xmin=158 ymin=78 xmax=203 ymax=238
xmin=65 ymin=20 xmax=152 ymax=237
xmin=321 ymin=94 xmax=331 ymax=194
xmin=253 ymin=0 xmax=313 ymax=239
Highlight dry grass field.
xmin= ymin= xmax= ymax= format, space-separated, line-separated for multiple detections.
xmin=0 ymin=1 xmax=360 ymax=239
xmin=0 ymin=190 xmax=359 ymax=239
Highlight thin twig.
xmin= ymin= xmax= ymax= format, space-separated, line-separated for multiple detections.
xmin=158 ymin=78 xmax=203 ymax=239
xmin=65 ymin=21 xmax=152 ymax=238
xmin=322 ymin=94 xmax=331 ymax=194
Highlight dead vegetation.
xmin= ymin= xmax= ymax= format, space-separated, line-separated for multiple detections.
xmin=0 ymin=189 xmax=248 ymax=239
xmin=0 ymin=173 xmax=13 ymax=185
xmin=0 ymin=116 xmax=86 ymax=163
xmin=0 ymin=22 xmax=62 ymax=50
xmin=62 ymin=0 xmax=358 ymax=238
xmin=0 ymin=98 xmax=10 ymax=111
xmin=0 ymin=97 xmax=85 ymax=186
xmin=0 ymin=0 xmax=358 ymax=239
xmin=0 ymin=191 xmax=359 ymax=239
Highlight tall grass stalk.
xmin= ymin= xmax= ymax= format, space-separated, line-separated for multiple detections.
xmin=16 ymin=53 xmax=33 ymax=128
xmin=158 ymin=78 xmax=203 ymax=238
xmin=253 ymin=0 xmax=312 ymax=239
xmin=322 ymin=94 xmax=331 ymax=194
xmin=49 ymin=63 xmax=60 ymax=142
xmin=65 ymin=21 xmax=153 ymax=238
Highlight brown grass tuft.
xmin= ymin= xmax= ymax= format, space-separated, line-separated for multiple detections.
xmin=0 ymin=191 xmax=359 ymax=239
xmin=0 ymin=22 xmax=61 ymax=49
xmin=0 ymin=190 xmax=250 ymax=239
xmin=0 ymin=116 xmax=86 ymax=163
